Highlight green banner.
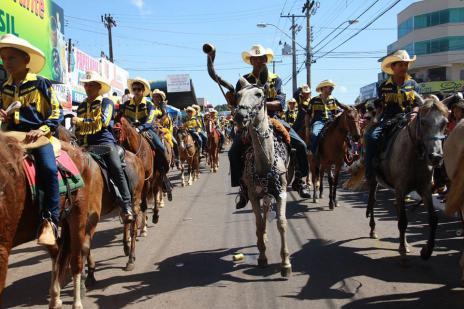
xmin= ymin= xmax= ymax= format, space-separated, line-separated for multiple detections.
xmin=0 ymin=0 xmax=66 ymax=82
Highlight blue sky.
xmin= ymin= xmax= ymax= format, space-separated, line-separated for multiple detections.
xmin=57 ymin=0 xmax=417 ymax=105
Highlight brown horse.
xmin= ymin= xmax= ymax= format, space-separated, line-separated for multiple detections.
xmin=0 ymin=133 xmax=90 ymax=309
xmin=154 ymin=125 xmax=174 ymax=209
xmin=57 ymin=126 xmax=145 ymax=283
xmin=177 ymin=127 xmax=199 ymax=186
xmin=310 ymin=109 xmax=361 ymax=209
xmin=113 ymin=117 xmax=161 ymax=236
xmin=205 ymin=117 xmax=220 ymax=172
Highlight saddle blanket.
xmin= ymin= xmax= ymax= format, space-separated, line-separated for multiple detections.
xmin=22 ymin=150 xmax=84 ymax=200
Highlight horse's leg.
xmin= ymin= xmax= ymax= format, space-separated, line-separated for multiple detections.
xmin=140 ymin=184 xmax=149 ymax=237
xmin=319 ymin=168 xmax=324 ymax=199
xmin=276 ymin=190 xmax=292 ymax=277
xmin=311 ymin=159 xmax=318 ymax=203
xmin=332 ymin=164 xmax=341 ymax=208
xmin=187 ymin=160 xmax=193 ymax=185
xmin=49 ymin=254 xmax=62 ymax=309
xmin=250 ymin=196 xmax=267 ymax=267
xmin=180 ymin=160 xmax=186 ymax=186
xmin=395 ymin=192 xmax=410 ymax=258
xmin=152 ymin=180 xmax=160 ymax=224
xmin=327 ymin=168 xmax=334 ymax=210
xmin=366 ymin=180 xmax=378 ymax=239
xmin=123 ymin=222 xmax=130 ymax=256
xmin=419 ymin=190 xmax=438 ymax=260
xmin=125 ymin=221 xmax=137 ymax=271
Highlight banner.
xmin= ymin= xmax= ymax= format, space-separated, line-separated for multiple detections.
xmin=167 ymin=74 xmax=191 ymax=93
xmin=67 ymin=47 xmax=99 ymax=104
xmin=0 ymin=0 xmax=67 ymax=82
xmin=100 ymin=58 xmax=129 ymax=95
xmin=418 ymin=80 xmax=464 ymax=94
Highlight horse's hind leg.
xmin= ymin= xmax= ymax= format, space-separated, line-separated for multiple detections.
xmin=319 ymin=169 xmax=324 ymax=199
xmin=49 ymin=254 xmax=62 ymax=309
xmin=419 ymin=191 xmax=438 ymax=260
xmin=332 ymin=165 xmax=341 ymax=208
xmin=251 ymin=196 xmax=267 ymax=267
xmin=276 ymin=190 xmax=292 ymax=277
xmin=327 ymin=168 xmax=334 ymax=210
xmin=125 ymin=221 xmax=137 ymax=271
xmin=367 ymin=180 xmax=378 ymax=239
xmin=395 ymin=193 xmax=410 ymax=258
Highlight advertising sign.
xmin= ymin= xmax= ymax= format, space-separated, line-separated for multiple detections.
xmin=67 ymin=47 xmax=99 ymax=104
xmin=100 ymin=58 xmax=129 ymax=95
xmin=0 ymin=0 xmax=67 ymax=82
xmin=418 ymin=80 xmax=464 ymax=94
xmin=167 ymin=74 xmax=191 ymax=93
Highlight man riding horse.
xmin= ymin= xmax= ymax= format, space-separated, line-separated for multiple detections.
xmin=285 ymin=98 xmax=298 ymax=128
xmin=184 ymin=105 xmax=205 ymax=153
xmin=0 ymin=34 xmax=63 ymax=246
xmin=228 ymin=44 xmax=311 ymax=210
xmin=72 ymin=70 xmax=135 ymax=223
xmin=308 ymin=80 xmax=350 ymax=156
xmin=117 ymin=78 xmax=172 ymax=195
xmin=292 ymin=84 xmax=311 ymax=134
xmin=364 ymin=50 xmax=419 ymax=182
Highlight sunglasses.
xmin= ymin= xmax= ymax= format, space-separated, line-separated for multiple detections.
xmin=132 ymin=87 xmax=144 ymax=92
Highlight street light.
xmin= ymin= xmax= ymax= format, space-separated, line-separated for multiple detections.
xmin=257 ymin=23 xmax=306 ymax=50
xmin=312 ymin=19 xmax=359 ymax=50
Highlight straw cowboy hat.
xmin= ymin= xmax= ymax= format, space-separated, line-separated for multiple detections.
xmin=2 ymin=131 xmax=50 ymax=149
xmin=152 ymin=89 xmax=166 ymax=101
xmin=301 ymin=84 xmax=311 ymax=94
xmin=128 ymin=77 xmax=151 ymax=97
xmin=186 ymin=106 xmax=196 ymax=114
xmin=242 ymin=44 xmax=274 ymax=64
xmin=381 ymin=50 xmax=416 ymax=75
xmin=316 ymin=80 xmax=336 ymax=93
xmin=192 ymin=104 xmax=201 ymax=112
xmin=210 ymin=109 xmax=218 ymax=114
xmin=80 ymin=71 xmax=111 ymax=95
xmin=287 ymin=98 xmax=297 ymax=104
xmin=0 ymin=34 xmax=45 ymax=74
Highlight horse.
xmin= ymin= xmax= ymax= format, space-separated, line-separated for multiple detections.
xmin=366 ymin=95 xmax=448 ymax=262
xmin=310 ymin=109 xmax=361 ymax=208
xmin=205 ymin=116 xmax=220 ymax=172
xmin=203 ymin=43 xmax=292 ymax=277
xmin=57 ymin=126 xmax=145 ymax=284
xmin=113 ymin=117 xmax=161 ymax=234
xmin=443 ymin=120 xmax=464 ymax=286
xmin=176 ymin=127 xmax=200 ymax=186
xmin=0 ymin=133 xmax=89 ymax=309
xmin=154 ymin=124 xmax=174 ymax=209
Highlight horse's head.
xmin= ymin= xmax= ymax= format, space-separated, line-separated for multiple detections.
xmin=416 ymin=96 xmax=449 ymax=167
xmin=113 ymin=117 xmax=133 ymax=145
xmin=234 ymin=68 xmax=268 ymax=128
xmin=341 ymin=108 xmax=361 ymax=142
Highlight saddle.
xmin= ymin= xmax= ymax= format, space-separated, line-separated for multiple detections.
xmin=376 ymin=114 xmax=408 ymax=162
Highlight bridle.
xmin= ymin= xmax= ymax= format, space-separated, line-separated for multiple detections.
xmin=407 ymin=109 xmax=446 ymax=155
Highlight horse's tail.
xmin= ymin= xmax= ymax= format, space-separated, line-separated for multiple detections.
xmin=445 ymin=150 xmax=464 ymax=215
xmin=343 ymin=160 xmax=366 ymax=191
xmin=57 ymin=218 xmax=72 ymax=284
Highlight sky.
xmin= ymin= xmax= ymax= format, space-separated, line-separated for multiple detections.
xmin=57 ymin=0 xmax=418 ymax=105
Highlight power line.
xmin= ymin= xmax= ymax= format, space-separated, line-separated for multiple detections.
xmin=315 ymin=0 xmax=403 ymax=61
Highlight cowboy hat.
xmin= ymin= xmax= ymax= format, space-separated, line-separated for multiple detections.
xmin=80 ymin=71 xmax=111 ymax=95
xmin=128 ymin=77 xmax=151 ymax=97
xmin=210 ymin=109 xmax=218 ymax=114
xmin=152 ymin=89 xmax=166 ymax=101
xmin=316 ymin=80 xmax=336 ymax=93
xmin=0 ymin=34 xmax=45 ymax=74
xmin=301 ymin=84 xmax=311 ymax=94
xmin=2 ymin=131 xmax=50 ymax=149
xmin=192 ymin=104 xmax=201 ymax=112
xmin=287 ymin=98 xmax=297 ymax=104
xmin=241 ymin=44 xmax=274 ymax=65
xmin=186 ymin=106 xmax=196 ymax=114
xmin=381 ymin=50 xmax=416 ymax=75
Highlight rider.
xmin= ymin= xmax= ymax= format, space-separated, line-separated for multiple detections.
xmin=308 ymin=80 xmax=349 ymax=156
xmin=192 ymin=104 xmax=208 ymax=155
xmin=229 ymin=44 xmax=311 ymax=210
xmin=364 ymin=50 xmax=420 ymax=181
xmin=285 ymin=98 xmax=298 ymax=128
xmin=292 ymin=84 xmax=311 ymax=134
xmin=73 ymin=70 xmax=134 ymax=223
xmin=0 ymin=34 xmax=63 ymax=246
xmin=184 ymin=106 xmax=203 ymax=152
xmin=209 ymin=109 xmax=225 ymax=150
xmin=117 ymin=78 xmax=172 ymax=194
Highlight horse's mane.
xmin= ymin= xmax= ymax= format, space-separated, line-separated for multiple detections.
xmin=421 ymin=97 xmax=449 ymax=117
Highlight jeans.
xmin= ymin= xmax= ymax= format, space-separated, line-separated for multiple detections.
xmin=199 ymin=131 xmax=208 ymax=150
xmin=101 ymin=143 xmax=132 ymax=211
xmin=364 ymin=122 xmax=385 ymax=180
xmin=310 ymin=121 xmax=325 ymax=155
xmin=32 ymin=143 xmax=60 ymax=223
xmin=145 ymin=129 xmax=169 ymax=171
xmin=278 ymin=119 xmax=309 ymax=178
xmin=189 ymin=130 xmax=202 ymax=151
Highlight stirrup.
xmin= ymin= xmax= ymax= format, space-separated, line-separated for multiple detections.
xmin=37 ymin=219 xmax=57 ymax=246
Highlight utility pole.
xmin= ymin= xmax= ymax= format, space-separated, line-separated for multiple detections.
xmin=67 ymin=38 xmax=72 ymax=73
xmin=281 ymin=13 xmax=303 ymax=94
xmin=303 ymin=1 xmax=317 ymax=90
xmin=101 ymin=14 xmax=116 ymax=63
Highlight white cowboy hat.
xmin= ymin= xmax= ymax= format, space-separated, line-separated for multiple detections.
xmin=0 ymin=34 xmax=45 ymax=74
xmin=186 ymin=106 xmax=196 ymax=114
xmin=80 ymin=70 xmax=111 ymax=95
xmin=152 ymin=89 xmax=166 ymax=101
xmin=287 ymin=98 xmax=297 ymax=104
xmin=316 ymin=80 xmax=336 ymax=93
xmin=301 ymin=84 xmax=311 ymax=94
xmin=241 ymin=44 xmax=274 ymax=65
xmin=381 ymin=50 xmax=416 ymax=75
xmin=192 ymin=104 xmax=201 ymax=112
xmin=128 ymin=77 xmax=151 ymax=96
xmin=210 ymin=109 xmax=218 ymax=114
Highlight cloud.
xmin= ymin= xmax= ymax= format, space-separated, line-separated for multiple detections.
xmin=131 ymin=0 xmax=144 ymax=9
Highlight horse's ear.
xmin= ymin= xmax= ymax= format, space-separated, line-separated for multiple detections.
xmin=239 ymin=77 xmax=251 ymax=89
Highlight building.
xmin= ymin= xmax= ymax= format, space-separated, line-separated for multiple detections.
xmin=388 ymin=0 xmax=464 ymax=89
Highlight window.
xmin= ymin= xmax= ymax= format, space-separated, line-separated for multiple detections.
xmin=398 ymin=18 xmax=413 ymax=38
xmin=460 ymin=70 xmax=464 ymax=80
xmin=414 ymin=14 xmax=428 ymax=29
xmin=415 ymin=41 xmax=430 ymax=55
xmin=412 ymin=36 xmax=464 ymax=55
xmin=449 ymin=8 xmax=464 ymax=22
xmin=428 ymin=67 xmax=446 ymax=81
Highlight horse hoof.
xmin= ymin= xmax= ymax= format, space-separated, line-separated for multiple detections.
xmin=168 ymin=192 xmax=173 ymax=201
xmin=258 ymin=258 xmax=268 ymax=268
xmin=181 ymin=182 xmax=185 ymax=187
xmin=159 ymin=201 xmax=165 ymax=208
xmin=334 ymin=202 xmax=339 ymax=208
xmin=123 ymin=244 xmax=130 ymax=256
xmin=319 ymin=194 xmax=324 ymax=199
xmin=152 ymin=214 xmax=159 ymax=224
xmin=369 ymin=231 xmax=378 ymax=239
xmin=125 ymin=263 xmax=135 ymax=271
xmin=84 ymin=275 xmax=97 ymax=288
xmin=140 ymin=231 xmax=148 ymax=237
xmin=420 ymin=245 xmax=433 ymax=260
xmin=281 ymin=266 xmax=292 ymax=278
xmin=313 ymin=198 xmax=317 ymax=203
xmin=329 ymin=203 xmax=334 ymax=210
xmin=72 ymin=302 xmax=83 ymax=309
xmin=49 ymin=298 xmax=63 ymax=309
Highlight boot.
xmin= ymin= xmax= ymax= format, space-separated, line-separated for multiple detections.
xmin=120 ymin=207 xmax=135 ymax=224
xmin=162 ymin=174 xmax=173 ymax=201
xmin=292 ymin=178 xmax=311 ymax=199
xmin=236 ymin=183 xmax=248 ymax=209
xmin=37 ymin=219 xmax=57 ymax=246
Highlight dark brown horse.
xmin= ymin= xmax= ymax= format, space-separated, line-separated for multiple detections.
xmin=205 ymin=117 xmax=220 ymax=172
xmin=113 ymin=117 xmax=161 ymax=235
xmin=310 ymin=109 xmax=361 ymax=209
xmin=0 ymin=133 xmax=90 ymax=309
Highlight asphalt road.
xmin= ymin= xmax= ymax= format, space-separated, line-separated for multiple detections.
xmin=4 ymin=151 xmax=464 ymax=308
